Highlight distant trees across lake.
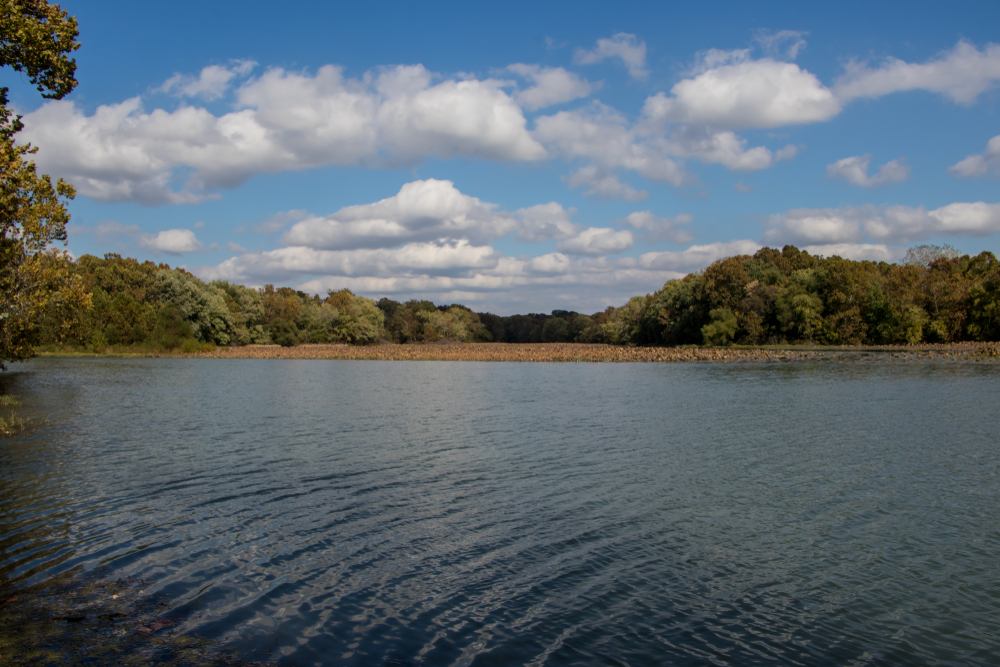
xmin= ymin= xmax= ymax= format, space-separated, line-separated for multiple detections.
xmin=29 ymin=245 xmax=1000 ymax=353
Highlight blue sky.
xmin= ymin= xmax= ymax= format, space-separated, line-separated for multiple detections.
xmin=5 ymin=0 xmax=1000 ymax=313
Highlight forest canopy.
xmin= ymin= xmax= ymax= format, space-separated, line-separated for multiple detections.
xmin=26 ymin=244 xmax=1000 ymax=355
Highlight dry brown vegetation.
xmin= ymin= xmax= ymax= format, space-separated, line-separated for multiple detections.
xmin=179 ymin=342 xmax=1000 ymax=363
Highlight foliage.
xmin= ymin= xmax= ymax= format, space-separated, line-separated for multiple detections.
xmin=154 ymin=269 xmax=235 ymax=345
xmin=631 ymin=245 xmax=1000 ymax=346
xmin=701 ymin=308 xmax=738 ymax=345
xmin=0 ymin=0 xmax=85 ymax=368
xmin=26 ymin=245 xmax=1000 ymax=354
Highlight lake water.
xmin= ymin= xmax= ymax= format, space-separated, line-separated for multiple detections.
xmin=1 ymin=358 xmax=998 ymax=666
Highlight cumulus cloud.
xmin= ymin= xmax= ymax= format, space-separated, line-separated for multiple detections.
xmin=29 ymin=42 xmax=998 ymax=209
xmin=638 ymin=240 xmax=762 ymax=272
xmin=514 ymin=202 xmax=579 ymax=242
xmin=192 ymin=180 xmax=997 ymax=312
xmin=669 ymin=126 xmax=797 ymax=171
xmin=199 ymin=240 xmax=500 ymax=285
xmin=641 ymin=55 xmax=840 ymax=129
xmin=638 ymin=39 xmax=1000 ymax=137
xmin=506 ymin=64 xmax=595 ymax=110
xmin=194 ymin=235 xmax=689 ymax=314
xmin=280 ymin=179 xmax=517 ymax=250
xmin=557 ymin=227 xmax=633 ymax=255
xmin=185 ymin=181 xmax=746 ymax=312
xmin=138 ymin=229 xmax=204 ymax=255
xmin=573 ymin=33 xmax=649 ymax=79
xmin=833 ymin=40 xmax=1000 ymax=105
xmin=763 ymin=202 xmax=1000 ymax=246
xmin=535 ymin=104 xmax=691 ymax=194
xmin=801 ymin=243 xmax=900 ymax=262
xmin=72 ymin=221 xmax=205 ymax=255
xmin=21 ymin=64 xmax=545 ymax=205
xmin=22 ymin=46 xmax=844 ymax=207
xmin=948 ymin=134 xmax=1000 ymax=178
xmin=870 ymin=202 xmax=1000 ymax=242
xmin=763 ymin=206 xmax=872 ymax=245
xmin=252 ymin=209 xmax=311 ymax=234
xmin=826 ymin=154 xmax=910 ymax=187
xmin=622 ymin=211 xmax=693 ymax=244
xmin=564 ymin=165 xmax=648 ymax=202
xmin=158 ymin=60 xmax=257 ymax=100
xmin=93 ymin=220 xmax=143 ymax=238
xmin=533 ymin=94 xmax=797 ymax=196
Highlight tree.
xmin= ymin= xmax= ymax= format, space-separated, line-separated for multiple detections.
xmin=0 ymin=0 xmax=83 ymax=367
xmin=701 ymin=307 xmax=737 ymax=345
xmin=903 ymin=244 xmax=961 ymax=267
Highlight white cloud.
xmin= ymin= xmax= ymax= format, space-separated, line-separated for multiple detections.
xmin=638 ymin=40 xmax=1000 ymax=137
xmin=948 ymin=134 xmax=1000 ymax=178
xmin=622 ymin=211 xmax=693 ymax=244
xmin=281 ymin=179 xmax=517 ymax=250
xmin=21 ymin=64 xmax=545 ymax=205
xmin=194 ymin=238 xmax=695 ymax=314
xmin=138 ymin=229 xmax=204 ymax=255
xmin=22 ymin=48 xmax=828 ymax=207
xmin=763 ymin=207 xmax=869 ymax=245
xmin=734 ymin=181 xmax=752 ymax=193
xmin=557 ymin=227 xmax=633 ymax=255
xmin=94 ymin=220 xmax=143 ymax=238
xmin=564 ymin=165 xmax=648 ymax=202
xmin=370 ymin=66 xmax=546 ymax=163
xmin=199 ymin=240 xmax=500 ymax=285
xmin=188 ymin=182 xmax=754 ymax=313
xmin=252 ymin=209 xmax=311 ymax=234
xmin=532 ymin=98 xmax=795 ymax=196
xmin=158 ymin=60 xmax=257 ymax=100
xmin=642 ymin=58 xmax=840 ymax=129
xmin=506 ymin=64 xmax=595 ymax=110
xmin=514 ymin=202 xmax=579 ymax=242
xmin=754 ymin=30 xmax=808 ymax=60
xmin=74 ymin=221 xmax=205 ymax=256
xmin=638 ymin=240 xmax=762 ymax=272
xmin=669 ymin=126 xmax=796 ymax=171
xmin=833 ymin=41 xmax=1000 ymax=105
xmin=574 ymin=33 xmax=649 ymax=79
xmin=801 ymin=243 xmax=900 ymax=262
xmin=870 ymin=202 xmax=1000 ymax=242
xmin=534 ymin=104 xmax=691 ymax=193
xmin=826 ymin=154 xmax=910 ymax=188
xmin=763 ymin=201 xmax=1000 ymax=246
xmin=30 ymin=42 xmax=997 ymax=210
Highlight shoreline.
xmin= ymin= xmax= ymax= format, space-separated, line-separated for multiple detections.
xmin=34 ymin=341 xmax=1000 ymax=363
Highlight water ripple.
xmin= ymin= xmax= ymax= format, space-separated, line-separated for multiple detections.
xmin=1 ymin=358 xmax=998 ymax=666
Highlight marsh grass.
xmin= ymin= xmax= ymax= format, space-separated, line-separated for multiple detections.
xmin=35 ymin=340 xmax=216 ymax=358
xmin=0 ymin=570 xmax=279 ymax=666
xmin=0 ymin=396 xmax=28 ymax=436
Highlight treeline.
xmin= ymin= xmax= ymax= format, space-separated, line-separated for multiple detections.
xmin=32 ymin=245 xmax=1000 ymax=352
xmin=630 ymin=245 xmax=1000 ymax=346
xmin=34 ymin=254 xmax=385 ymax=351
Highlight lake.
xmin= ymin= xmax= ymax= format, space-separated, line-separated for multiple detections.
xmin=1 ymin=358 xmax=998 ymax=666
